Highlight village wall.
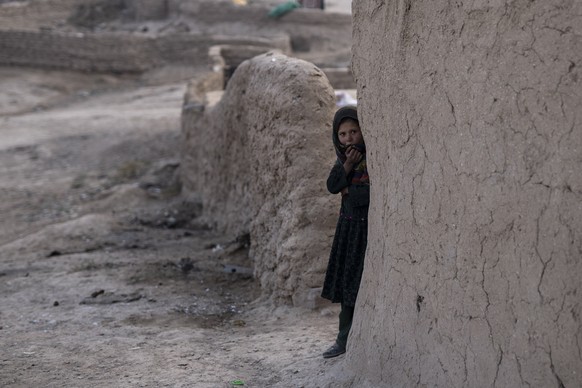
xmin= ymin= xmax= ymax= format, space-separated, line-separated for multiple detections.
xmin=180 ymin=53 xmax=340 ymax=306
xmin=0 ymin=29 xmax=289 ymax=73
xmin=343 ymin=1 xmax=582 ymax=387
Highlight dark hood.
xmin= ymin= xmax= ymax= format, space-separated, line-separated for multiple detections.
xmin=332 ymin=105 xmax=362 ymax=157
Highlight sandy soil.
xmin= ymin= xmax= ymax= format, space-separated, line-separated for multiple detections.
xmin=0 ymin=67 xmax=343 ymax=387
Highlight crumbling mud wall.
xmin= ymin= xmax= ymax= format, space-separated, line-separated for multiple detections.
xmin=0 ymin=0 xmax=81 ymax=30
xmin=0 ymin=29 xmax=288 ymax=72
xmin=181 ymin=53 xmax=339 ymax=306
xmin=0 ymin=0 xmax=165 ymax=29
xmin=208 ymin=44 xmax=356 ymax=90
xmin=344 ymin=1 xmax=582 ymax=387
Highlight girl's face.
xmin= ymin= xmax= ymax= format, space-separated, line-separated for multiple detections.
xmin=337 ymin=119 xmax=363 ymax=146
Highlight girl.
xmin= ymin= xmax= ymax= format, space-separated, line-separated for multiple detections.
xmin=321 ymin=105 xmax=369 ymax=358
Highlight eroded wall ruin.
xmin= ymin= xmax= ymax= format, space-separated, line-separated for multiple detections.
xmin=181 ymin=53 xmax=340 ymax=305
xmin=346 ymin=1 xmax=582 ymax=387
xmin=0 ymin=29 xmax=288 ymax=73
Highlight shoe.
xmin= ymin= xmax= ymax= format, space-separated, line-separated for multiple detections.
xmin=322 ymin=342 xmax=346 ymax=358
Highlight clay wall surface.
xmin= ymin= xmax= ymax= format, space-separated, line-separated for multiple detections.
xmin=181 ymin=53 xmax=339 ymax=306
xmin=0 ymin=0 xmax=81 ymax=30
xmin=0 ymin=30 xmax=156 ymax=72
xmin=320 ymin=67 xmax=355 ymax=89
xmin=345 ymin=1 xmax=582 ymax=387
xmin=123 ymin=0 xmax=169 ymax=21
xmin=208 ymin=44 xmax=355 ymax=89
xmin=0 ymin=29 xmax=289 ymax=72
xmin=0 ymin=0 xmax=155 ymax=29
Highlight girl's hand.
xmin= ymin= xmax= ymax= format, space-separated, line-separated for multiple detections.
xmin=343 ymin=146 xmax=363 ymax=173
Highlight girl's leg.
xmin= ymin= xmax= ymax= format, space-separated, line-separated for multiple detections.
xmin=323 ymin=303 xmax=354 ymax=358
xmin=336 ymin=303 xmax=354 ymax=348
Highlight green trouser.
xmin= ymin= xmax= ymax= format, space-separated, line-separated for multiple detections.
xmin=336 ymin=303 xmax=354 ymax=348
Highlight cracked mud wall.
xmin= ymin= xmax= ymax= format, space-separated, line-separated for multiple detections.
xmin=347 ymin=1 xmax=582 ymax=387
xmin=181 ymin=54 xmax=339 ymax=305
xmin=0 ymin=29 xmax=288 ymax=73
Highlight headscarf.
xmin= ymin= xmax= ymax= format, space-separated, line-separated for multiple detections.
xmin=332 ymin=106 xmax=369 ymax=185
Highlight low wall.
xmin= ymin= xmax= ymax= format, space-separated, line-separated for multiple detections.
xmin=180 ymin=53 xmax=340 ymax=306
xmin=208 ymin=44 xmax=354 ymax=89
xmin=208 ymin=44 xmax=284 ymax=87
xmin=0 ymin=0 xmax=168 ymax=28
xmin=321 ymin=67 xmax=355 ymax=89
xmin=0 ymin=29 xmax=289 ymax=72
xmin=117 ymin=0 xmax=169 ymax=21
xmin=0 ymin=0 xmax=81 ymax=30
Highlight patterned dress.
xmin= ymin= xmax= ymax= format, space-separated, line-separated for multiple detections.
xmin=321 ymin=161 xmax=369 ymax=307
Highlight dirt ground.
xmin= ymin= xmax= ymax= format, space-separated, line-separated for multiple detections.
xmin=0 ymin=65 xmax=343 ymax=387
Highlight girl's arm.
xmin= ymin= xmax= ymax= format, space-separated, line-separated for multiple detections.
xmin=327 ymin=161 xmax=349 ymax=194
xmin=338 ymin=147 xmax=363 ymax=195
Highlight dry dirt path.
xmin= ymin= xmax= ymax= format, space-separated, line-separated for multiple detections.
xmin=0 ymin=67 xmax=342 ymax=387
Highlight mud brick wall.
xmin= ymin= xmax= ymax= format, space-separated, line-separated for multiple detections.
xmin=340 ymin=1 xmax=582 ymax=387
xmin=207 ymin=45 xmax=353 ymax=90
xmin=154 ymin=34 xmax=289 ymax=65
xmin=123 ymin=0 xmax=168 ymax=21
xmin=0 ymin=30 xmax=157 ymax=72
xmin=181 ymin=54 xmax=339 ymax=306
xmin=0 ymin=0 xmax=80 ymax=29
xmin=0 ymin=29 xmax=289 ymax=73
xmin=320 ymin=67 xmax=355 ymax=90
xmin=0 ymin=0 xmax=168 ymax=27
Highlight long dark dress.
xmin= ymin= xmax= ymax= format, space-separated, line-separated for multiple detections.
xmin=321 ymin=161 xmax=369 ymax=307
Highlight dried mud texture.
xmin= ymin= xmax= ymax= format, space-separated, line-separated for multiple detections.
xmin=343 ymin=1 xmax=582 ymax=387
xmin=181 ymin=53 xmax=339 ymax=306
